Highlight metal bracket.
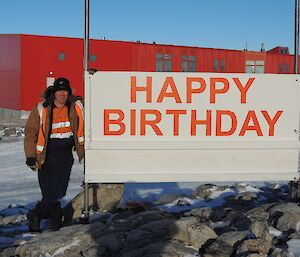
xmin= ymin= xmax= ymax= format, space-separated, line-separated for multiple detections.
xmin=289 ymin=177 xmax=300 ymax=203
xmin=79 ymin=181 xmax=90 ymax=224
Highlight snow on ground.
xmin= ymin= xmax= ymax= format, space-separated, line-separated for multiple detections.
xmin=0 ymin=138 xmax=292 ymax=211
xmin=0 ymin=138 xmax=84 ymax=210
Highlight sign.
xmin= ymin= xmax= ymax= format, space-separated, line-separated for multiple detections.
xmin=84 ymin=72 xmax=300 ymax=182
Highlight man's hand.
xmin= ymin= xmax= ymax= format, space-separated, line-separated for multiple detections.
xmin=26 ymin=157 xmax=38 ymax=171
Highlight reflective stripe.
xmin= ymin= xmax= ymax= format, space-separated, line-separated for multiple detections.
xmin=75 ymin=100 xmax=84 ymax=145
xmin=75 ymin=100 xmax=84 ymax=120
xmin=50 ymin=132 xmax=74 ymax=139
xmin=36 ymin=145 xmax=44 ymax=152
xmin=37 ymin=102 xmax=44 ymax=126
xmin=52 ymin=121 xmax=71 ymax=129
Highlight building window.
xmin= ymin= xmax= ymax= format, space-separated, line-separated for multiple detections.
xmin=279 ymin=64 xmax=283 ymax=73
xmin=245 ymin=60 xmax=264 ymax=73
xmin=279 ymin=64 xmax=289 ymax=74
xmin=58 ymin=53 xmax=66 ymax=61
xmin=220 ymin=60 xmax=226 ymax=71
xmin=213 ymin=59 xmax=226 ymax=71
xmin=90 ymin=54 xmax=97 ymax=62
xmin=182 ymin=56 xmax=196 ymax=72
xmin=156 ymin=53 xmax=172 ymax=72
xmin=213 ymin=60 xmax=218 ymax=71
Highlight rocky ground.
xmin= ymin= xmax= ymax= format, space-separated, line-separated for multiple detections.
xmin=0 ymin=183 xmax=300 ymax=257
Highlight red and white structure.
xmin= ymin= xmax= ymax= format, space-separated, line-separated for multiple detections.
xmin=0 ymin=34 xmax=297 ymax=112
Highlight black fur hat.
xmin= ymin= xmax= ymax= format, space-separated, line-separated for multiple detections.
xmin=52 ymin=77 xmax=72 ymax=94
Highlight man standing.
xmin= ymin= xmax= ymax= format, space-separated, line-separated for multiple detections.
xmin=24 ymin=77 xmax=84 ymax=232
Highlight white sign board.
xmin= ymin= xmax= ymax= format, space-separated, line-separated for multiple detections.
xmin=84 ymin=72 xmax=300 ymax=182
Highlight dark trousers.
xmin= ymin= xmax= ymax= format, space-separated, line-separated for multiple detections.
xmin=37 ymin=139 xmax=74 ymax=216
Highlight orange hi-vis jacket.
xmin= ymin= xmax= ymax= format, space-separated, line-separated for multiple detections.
xmin=24 ymin=97 xmax=84 ymax=168
xmin=36 ymin=101 xmax=84 ymax=154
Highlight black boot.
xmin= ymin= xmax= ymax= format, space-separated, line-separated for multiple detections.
xmin=27 ymin=208 xmax=41 ymax=232
xmin=48 ymin=211 xmax=62 ymax=231
xmin=47 ymin=202 xmax=63 ymax=231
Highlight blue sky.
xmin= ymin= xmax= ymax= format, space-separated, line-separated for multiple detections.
xmin=1 ymin=0 xmax=296 ymax=52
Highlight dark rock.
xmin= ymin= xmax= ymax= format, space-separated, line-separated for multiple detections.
xmin=237 ymin=239 xmax=272 ymax=254
xmin=246 ymin=207 xmax=269 ymax=222
xmin=244 ymin=254 xmax=268 ymax=257
xmin=154 ymin=194 xmax=191 ymax=205
xmin=0 ymin=247 xmax=17 ymax=257
xmin=190 ymin=207 xmax=213 ymax=221
xmin=235 ymin=183 xmax=248 ymax=190
xmin=213 ymin=225 xmax=233 ymax=235
xmin=224 ymin=192 xmax=259 ymax=208
xmin=192 ymin=184 xmax=217 ymax=199
xmin=169 ymin=216 xmax=198 ymax=243
xmin=176 ymin=199 xmax=190 ymax=207
xmin=211 ymin=208 xmax=227 ymax=221
xmin=95 ymin=231 xmax=126 ymax=252
xmin=225 ymin=210 xmax=251 ymax=231
xmin=15 ymin=223 xmax=105 ymax=257
xmin=126 ymin=211 xmax=165 ymax=227
xmin=80 ymin=246 xmax=107 ymax=257
xmin=205 ymin=239 xmax=234 ymax=257
xmin=270 ymin=248 xmax=293 ymax=257
xmin=63 ymin=183 xmax=124 ymax=221
xmin=139 ymin=219 xmax=173 ymax=235
xmin=289 ymin=231 xmax=300 ymax=239
xmin=250 ymin=219 xmax=268 ymax=238
xmin=112 ymin=209 xmax=141 ymax=221
xmin=269 ymin=202 xmax=300 ymax=232
xmin=188 ymin=223 xmax=217 ymax=248
xmin=217 ymin=231 xmax=248 ymax=246
xmin=120 ymin=240 xmax=198 ymax=257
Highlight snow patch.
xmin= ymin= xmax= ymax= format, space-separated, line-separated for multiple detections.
xmin=209 ymin=220 xmax=230 ymax=228
xmin=268 ymin=226 xmax=283 ymax=238
xmin=287 ymin=239 xmax=300 ymax=257
xmin=296 ymin=221 xmax=300 ymax=233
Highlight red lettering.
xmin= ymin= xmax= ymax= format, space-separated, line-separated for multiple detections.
xmin=140 ymin=110 xmax=163 ymax=136
xmin=233 ymin=77 xmax=255 ymax=104
xmin=166 ymin=110 xmax=187 ymax=136
xmin=191 ymin=110 xmax=212 ymax=136
xmin=104 ymin=109 xmax=126 ymax=135
xmin=130 ymin=76 xmax=152 ymax=103
xmin=239 ymin=111 xmax=263 ymax=136
xmin=210 ymin=78 xmax=230 ymax=103
xmin=157 ymin=77 xmax=182 ymax=103
xmin=186 ymin=77 xmax=206 ymax=103
xmin=261 ymin=110 xmax=283 ymax=136
xmin=216 ymin=110 xmax=237 ymax=136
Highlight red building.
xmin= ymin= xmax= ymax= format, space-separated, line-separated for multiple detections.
xmin=0 ymin=34 xmax=296 ymax=112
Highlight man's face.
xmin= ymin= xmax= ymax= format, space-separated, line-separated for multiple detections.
xmin=54 ymin=90 xmax=69 ymax=105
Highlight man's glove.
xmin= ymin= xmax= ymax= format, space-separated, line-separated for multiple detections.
xmin=26 ymin=157 xmax=38 ymax=172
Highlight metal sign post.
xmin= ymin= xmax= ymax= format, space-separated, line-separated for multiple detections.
xmin=82 ymin=0 xmax=90 ymax=223
xmin=295 ymin=0 xmax=299 ymax=74
xmin=290 ymin=0 xmax=300 ymax=202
